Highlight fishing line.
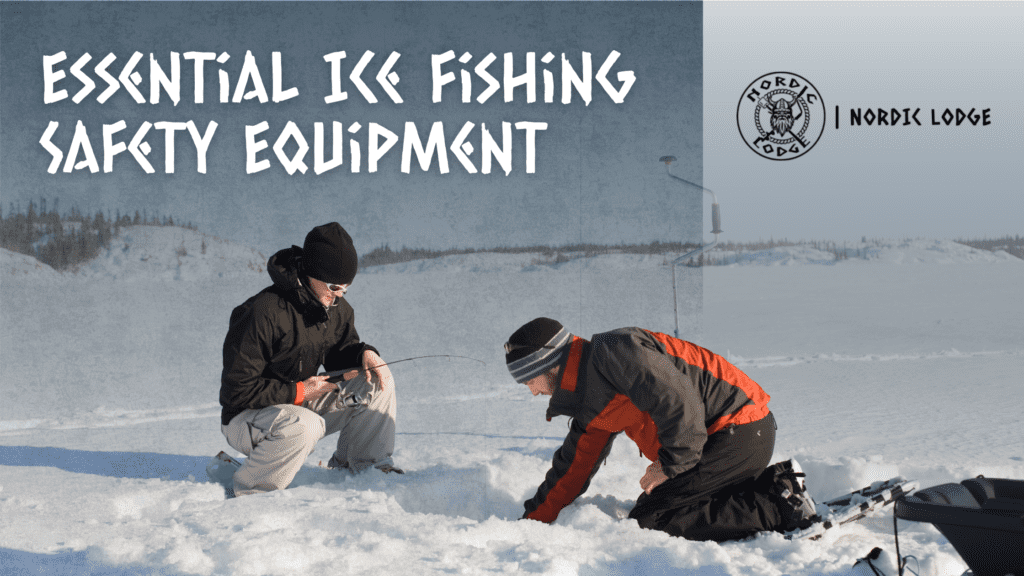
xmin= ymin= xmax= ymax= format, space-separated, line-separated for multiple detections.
xmin=323 ymin=354 xmax=486 ymax=380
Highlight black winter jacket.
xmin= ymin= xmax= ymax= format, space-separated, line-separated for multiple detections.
xmin=219 ymin=246 xmax=376 ymax=426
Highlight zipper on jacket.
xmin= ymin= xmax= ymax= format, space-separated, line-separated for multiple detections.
xmin=321 ymin=304 xmax=330 ymax=328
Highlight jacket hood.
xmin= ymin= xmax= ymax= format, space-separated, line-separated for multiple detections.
xmin=268 ymin=246 xmax=303 ymax=289
xmin=267 ymin=246 xmax=322 ymax=313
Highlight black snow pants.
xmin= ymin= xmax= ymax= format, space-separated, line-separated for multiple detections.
xmin=628 ymin=412 xmax=788 ymax=541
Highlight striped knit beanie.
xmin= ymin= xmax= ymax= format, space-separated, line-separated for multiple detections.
xmin=505 ymin=318 xmax=573 ymax=384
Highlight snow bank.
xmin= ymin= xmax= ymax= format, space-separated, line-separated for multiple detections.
xmin=73 ymin=226 xmax=267 ymax=280
xmin=0 ymin=433 xmax=983 ymax=576
xmin=1 ymin=247 xmax=60 ymax=279
xmin=855 ymin=238 xmax=1020 ymax=265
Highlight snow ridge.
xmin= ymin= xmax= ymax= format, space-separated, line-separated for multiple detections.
xmin=728 ymin=348 xmax=1024 ymax=368
xmin=711 ymin=238 xmax=1021 ymax=266
xmin=4 ymin=234 xmax=1018 ymax=280
xmin=2 ymin=226 xmax=267 ymax=280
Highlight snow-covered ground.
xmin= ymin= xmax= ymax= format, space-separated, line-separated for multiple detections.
xmin=1 ymin=227 xmax=1021 ymax=576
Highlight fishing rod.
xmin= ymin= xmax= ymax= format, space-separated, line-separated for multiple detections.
xmin=323 ymin=354 xmax=486 ymax=382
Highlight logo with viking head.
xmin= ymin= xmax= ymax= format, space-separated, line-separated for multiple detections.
xmin=737 ymin=72 xmax=826 ymax=161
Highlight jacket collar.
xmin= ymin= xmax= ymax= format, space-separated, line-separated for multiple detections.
xmin=266 ymin=246 xmax=330 ymax=320
xmin=545 ymin=336 xmax=587 ymax=421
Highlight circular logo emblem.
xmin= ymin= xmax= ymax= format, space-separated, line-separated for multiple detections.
xmin=737 ymin=72 xmax=825 ymax=161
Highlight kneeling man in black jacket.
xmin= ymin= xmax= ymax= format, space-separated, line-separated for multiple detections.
xmin=219 ymin=222 xmax=400 ymax=497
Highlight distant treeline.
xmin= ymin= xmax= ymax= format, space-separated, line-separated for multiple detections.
xmin=5 ymin=200 xmax=1020 ymax=271
xmin=0 ymin=199 xmax=195 ymax=271
xmin=361 ymin=235 xmax=1024 ymax=267
xmin=705 ymin=237 xmax=886 ymax=264
xmin=359 ymin=240 xmax=706 ymax=268
xmin=359 ymin=238 xmax=871 ymax=267
xmin=694 ymin=236 xmax=1023 ymax=265
xmin=956 ymin=235 xmax=1024 ymax=261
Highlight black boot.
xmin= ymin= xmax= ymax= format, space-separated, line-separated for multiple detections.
xmin=766 ymin=459 xmax=820 ymax=531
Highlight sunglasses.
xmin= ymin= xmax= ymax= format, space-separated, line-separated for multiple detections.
xmin=326 ymin=283 xmax=348 ymax=295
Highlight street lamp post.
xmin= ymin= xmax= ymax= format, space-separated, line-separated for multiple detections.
xmin=660 ymin=155 xmax=723 ymax=338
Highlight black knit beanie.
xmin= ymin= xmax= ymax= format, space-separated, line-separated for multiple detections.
xmin=505 ymin=317 xmax=573 ymax=384
xmin=302 ymin=222 xmax=358 ymax=285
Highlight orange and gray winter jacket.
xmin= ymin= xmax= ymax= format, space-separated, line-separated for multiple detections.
xmin=522 ymin=328 xmax=770 ymax=523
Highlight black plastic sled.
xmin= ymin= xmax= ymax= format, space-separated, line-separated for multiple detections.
xmin=894 ymin=477 xmax=1024 ymax=576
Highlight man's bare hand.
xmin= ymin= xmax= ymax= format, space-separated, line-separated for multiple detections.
xmin=362 ymin=350 xmax=394 ymax=390
xmin=301 ymin=374 xmax=337 ymax=402
xmin=640 ymin=461 xmax=669 ymax=494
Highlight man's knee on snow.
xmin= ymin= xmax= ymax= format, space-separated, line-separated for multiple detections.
xmin=278 ymin=407 xmax=327 ymax=450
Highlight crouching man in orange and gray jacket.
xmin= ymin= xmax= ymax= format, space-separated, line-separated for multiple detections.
xmin=505 ymin=317 xmax=819 ymax=541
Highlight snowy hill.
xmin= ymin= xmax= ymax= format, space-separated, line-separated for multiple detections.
xmin=1 ymin=247 xmax=60 ymax=279
xmin=3 ymin=226 xmax=267 ymax=281
xmin=857 ymin=238 xmax=1019 ymax=264
xmin=74 ymin=226 xmax=268 ymax=280
xmin=1 ymin=233 xmax=1022 ymax=576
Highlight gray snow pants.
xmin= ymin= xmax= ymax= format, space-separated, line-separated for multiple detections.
xmin=221 ymin=372 xmax=396 ymax=497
